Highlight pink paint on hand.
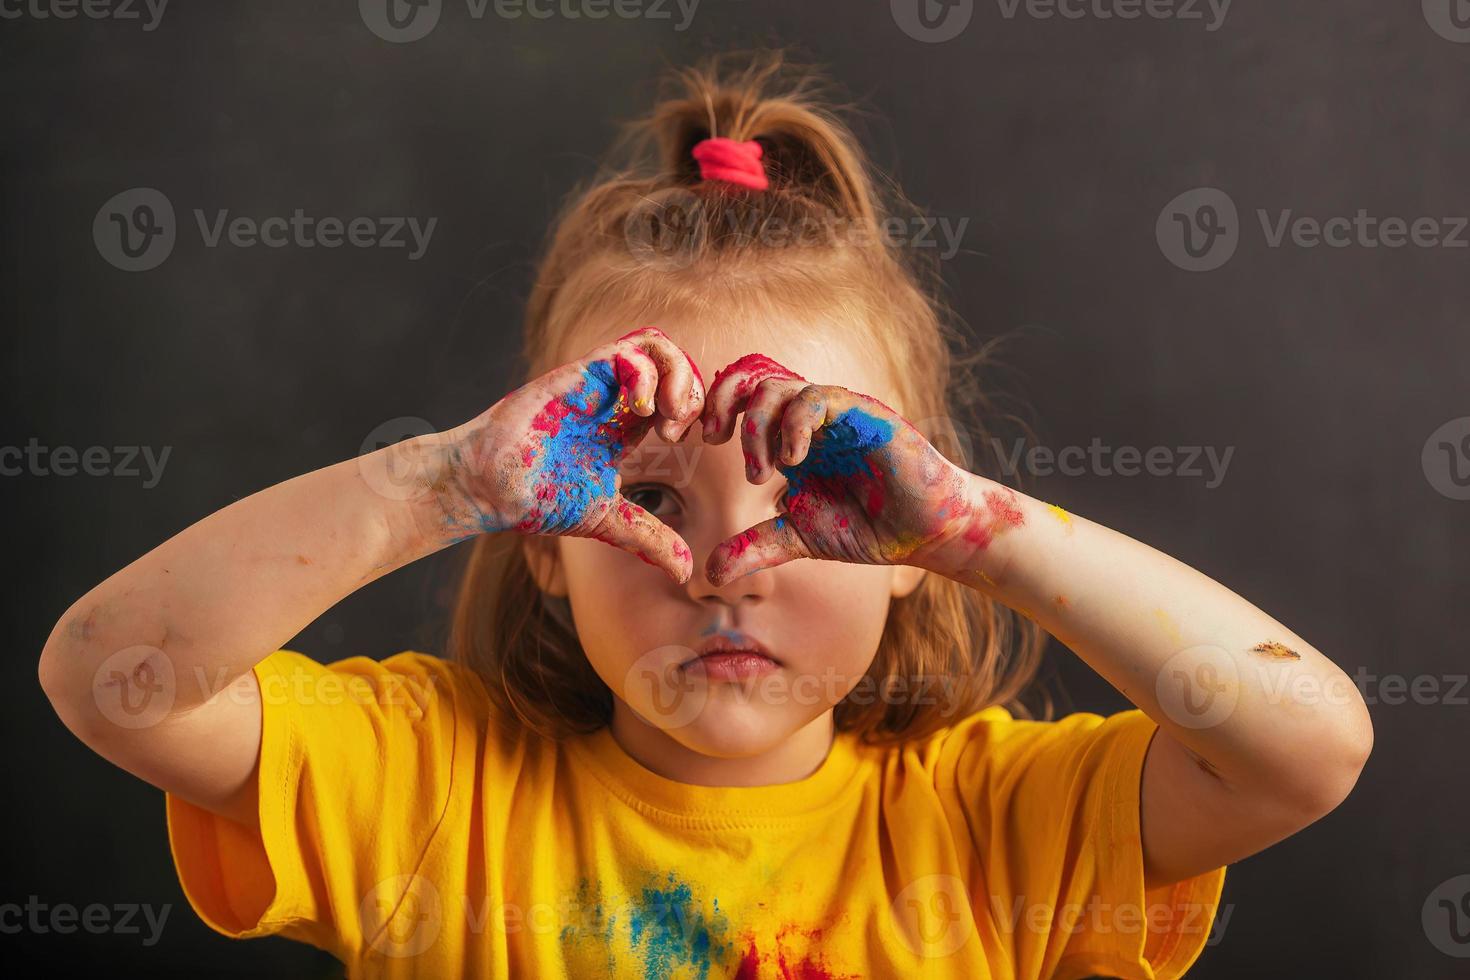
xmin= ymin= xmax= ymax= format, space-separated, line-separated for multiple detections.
xmin=613 ymin=352 xmax=641 ymax=393
xmin=710 ymin=353 xmax=806 ymax=401
xmin=726 ymin=527 xmax=761 ymax=558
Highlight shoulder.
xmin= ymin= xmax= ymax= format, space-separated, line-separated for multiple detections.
xmin=891 ymin=704 xmax=1159 ymax=793
xmin=259 ymin=647 xmax=492 ymax=721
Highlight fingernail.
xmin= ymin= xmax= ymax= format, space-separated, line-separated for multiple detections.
xmin=703 ymin=418 xmax=716 ymax=439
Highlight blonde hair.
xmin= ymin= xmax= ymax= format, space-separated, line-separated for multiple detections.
xmin=447 ymin=50 xmax=1047 ymax=744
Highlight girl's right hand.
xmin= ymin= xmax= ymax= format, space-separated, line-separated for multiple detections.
xmin=436 ymin=326 xmax=705 ymax=583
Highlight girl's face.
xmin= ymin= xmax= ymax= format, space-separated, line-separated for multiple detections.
xmin=535 ymin=314 xmax=926 ymax=768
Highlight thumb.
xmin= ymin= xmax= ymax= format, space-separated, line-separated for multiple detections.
xmin=706 ymin=516 xmax=809 ymax=586
xmin=587 ymin=494 xmax=694 ymax=584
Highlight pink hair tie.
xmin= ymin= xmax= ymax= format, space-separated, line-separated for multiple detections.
xmin=691 ymin=136 xmax=768 ymax=190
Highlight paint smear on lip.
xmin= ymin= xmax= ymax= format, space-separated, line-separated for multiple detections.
xmin=1251 ymin=640 xmax=1301 ymax=660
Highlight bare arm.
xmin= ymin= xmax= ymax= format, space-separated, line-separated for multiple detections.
xmin=38 ymin=326 xmax=705 ymax=829
xmin=932 ymin=475 xmax=1374 ymax=889
xmin=37 ymin=437 xmax=468 ymax=827
xmin=696 ymin=361 xmax=1373 ymax=891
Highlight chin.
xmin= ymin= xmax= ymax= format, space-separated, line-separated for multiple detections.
xmin=671 ymin=700 xmax=808 ymax=759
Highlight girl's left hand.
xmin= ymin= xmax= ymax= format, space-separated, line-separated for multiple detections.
xmin=699 ymin=354 xmax=1022 ymax=584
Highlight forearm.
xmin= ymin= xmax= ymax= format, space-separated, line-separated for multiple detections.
xmin=39 ymin=431 xmax=475 ymax=718
xmin=929 ymin=473 xmax=1372 ymax=804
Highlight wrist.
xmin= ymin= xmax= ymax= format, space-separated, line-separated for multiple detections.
xmin=367 ymin=426 xmax=503 ymax=551
xmin=916 ymin=472 xmax=1028 ymax=593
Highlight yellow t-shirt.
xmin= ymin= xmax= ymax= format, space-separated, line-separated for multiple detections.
xmin=165 ymin=649 xmax=1226 ymax=979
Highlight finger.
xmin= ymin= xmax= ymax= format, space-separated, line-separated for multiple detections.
xmin=618 ymin=326 xmax=704 ymax=442
xmin=741 ymin=377 xmax=806 ymax=484
xmin=778 ymin=384 xmax=835 ymax=468
xmin=701 ymin=353 xmax=807 ymax=446
xmin=611 ymin=345 xmax=659 ymax=418
xmin=706 ymin=516 xmax=809 ymax=586
xmin=587 ymin=493 xmax=694 ymax=584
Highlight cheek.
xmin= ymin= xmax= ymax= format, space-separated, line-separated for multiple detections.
xmin=556 ymin=537 xmax=671 ymax=671
xmin=776 ymin=562 xmax=897 ymax=673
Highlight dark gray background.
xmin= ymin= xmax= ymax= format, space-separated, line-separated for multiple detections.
xmin=4 ymin=1 xmax=1467 ymax=976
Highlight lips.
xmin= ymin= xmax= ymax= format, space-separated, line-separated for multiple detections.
xmin=683 ymin=629 xmax=780 ymax=680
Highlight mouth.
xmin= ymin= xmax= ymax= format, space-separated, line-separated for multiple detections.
xmin=682 ymin=629 xmax=780 ymax=681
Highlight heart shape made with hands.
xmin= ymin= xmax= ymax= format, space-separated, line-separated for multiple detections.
xmin=489 ymin=325 xmax=1006 ymax=591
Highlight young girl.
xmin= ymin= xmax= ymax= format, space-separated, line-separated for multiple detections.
xmin=40 ymin=53 xmax=1371 ymax=979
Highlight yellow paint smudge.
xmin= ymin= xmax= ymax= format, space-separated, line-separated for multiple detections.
xmin=970 ymin=569 xmax=998 ymax=589
xmin=1047 ymin=504 xmax=1074 ymax=531
xmin=1153 ymin=608 xmax=1183 ymax=645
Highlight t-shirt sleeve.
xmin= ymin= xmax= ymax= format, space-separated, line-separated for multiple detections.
xmin=163 ymin=648 xmax=473 ymax=958
xmin=942 ymin=706 xmax=1227 ymax=980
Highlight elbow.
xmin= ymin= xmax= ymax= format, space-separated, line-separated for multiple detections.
xmin=1286 ymin=689 xmax=1374 ymax=820
xmin=38 ymin=615 xmax=99 ymax=741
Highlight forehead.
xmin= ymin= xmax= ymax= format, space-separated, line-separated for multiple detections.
xmin=576 ymin=310 xmax=901 ymax=414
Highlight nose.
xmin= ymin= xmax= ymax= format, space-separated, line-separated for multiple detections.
xmin=670 ymin=425 xmax=783 ymax=604
xmin=685 ymin=540 xmax=774 ymax=604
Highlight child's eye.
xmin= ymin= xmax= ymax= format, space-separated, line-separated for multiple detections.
xmin=624 ymin=484 xmax=679 ymax=517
